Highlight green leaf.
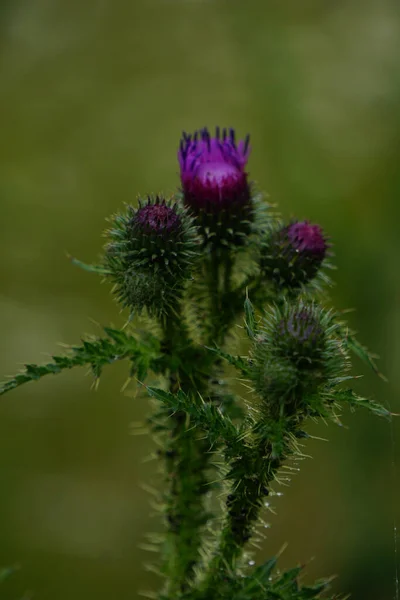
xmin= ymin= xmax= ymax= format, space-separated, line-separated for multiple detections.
xmin=205 ymin=346 xmax=251 ymax=376
xmin=346 ymin=334 xmax=387 ymax=382
xmin=244 ymin=293 xmax=257 ymax=339
xmin=146 ymin=387 xmax=238 ymax=445
xmin=298 ymin=579 xmax=331 ymax=598
xmin=68 ymin=254 xmax=111 ymax=275
xmin=332 ymin=388 xmax=391 ymax=420
xmin=244 ymin=557 xmax=277 ymax=592
xmin=0 ymin=328 xmax=160 ymax=396
xmin=273 ymin=565 xmax=302 ymax=591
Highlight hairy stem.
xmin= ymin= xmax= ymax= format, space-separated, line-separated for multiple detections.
xmin=206 ymin=248 xmax=221 ymax=346
xmin=206 ymin=249 xmax=238 ymax=347
xmin=196 ymin=417 xmax=301 ymax=598
xmin=158 ymin=310 xmax=212 ymax=598
xmin=162 ymin=414 xmax=211 ymax=597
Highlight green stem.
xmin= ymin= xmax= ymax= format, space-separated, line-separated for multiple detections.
xmin=162 ymin=419 xmax=211 ymax=597
xmin=196 ymin=417 xmax=300 ymax=598
xmin=223 ymin=252 xmax=233 ymax=298
xmin=158 ymin=308 xmax=212 ymax=598
xmin=206 ymin=247 xmax=221 ymax=346
xmin=206 ymin=249 xmax=237 ymax=347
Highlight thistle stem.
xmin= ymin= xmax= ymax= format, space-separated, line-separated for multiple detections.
xmin=206 ymin=248 xmax=237 ymax=347
xmin=196 ymin=417 xmax=300 ymax=598
xmin=223 ymin=252 xmax=233 ymax=298
xmin=158 ymin=308 xmax=211 ymax=598
xmin=162 ymin=414 xmax=210 ymax=597
xmin=206 ymin=247 xmax=221 ymax=346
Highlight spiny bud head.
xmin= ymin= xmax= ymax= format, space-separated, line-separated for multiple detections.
xmin=249 ymin=301 xmax=349 ymax=412
xmin=260 ymin=220 xmax=328 ymax=288
xmin=276 ymin=307 xmax=325 ymax=365
xmin=104 ymin=196 xmax=200 ymax=315
xmin=178 ymin=127 xmax=253 ymax=246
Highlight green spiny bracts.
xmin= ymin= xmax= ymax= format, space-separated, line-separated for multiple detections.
xmin=260 ymin=219 xmax=331 ymax=290
xmin=104 ymin=196 xmax=201 ymax=315
xmin=250 ymin=300 xmax=350 ymax=415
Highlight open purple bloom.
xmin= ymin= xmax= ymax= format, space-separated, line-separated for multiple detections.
xmin=178 ymin=127 xmax=251 ymax=214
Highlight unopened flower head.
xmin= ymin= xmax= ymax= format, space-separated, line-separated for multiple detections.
xmin=104 ymin=196 xmax=200 ymax=315
xmin=278 ymin=308 xmax=324 ymax=348
xmin=178 ymin=127 xmax=253 ymax=245
xmin=134 ymin=199 xmax=181 ymax=237
xmin=261 ymin=220 xmax=328 ymax=288
xmin=250 ymin=301 xmax=348 ymax=410
xmin=287 ymin=221 xmax=327 ymax=261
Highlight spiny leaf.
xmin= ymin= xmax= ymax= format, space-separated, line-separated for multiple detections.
xmin=67 ymin=254 xmax=111 ymax=275
xmin=346 ymin=334 xmax=387 ymax=381
xmin=272 ymin=565 xmax=302 ymax=590
xmin=205 ymin=346 xmax=251 ymax=376
xmin=146 ymin=387 xmax=238 ymax=445
xmin=244 ymin=293 xmax=257 ymax=339
xmin=297 ymin=579 xmax=331 ymax=598
xmin=332 ymin=388 xmax=391 ymax=420
xmin=0 ymin=328 xmax=160 ymax=396
xmin=244 ymin=557 xmax=277 ymax=591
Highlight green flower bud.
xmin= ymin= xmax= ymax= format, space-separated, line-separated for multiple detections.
xmin=104 ymin=196 xmax=201 ymax=315
xmin=260 ymin=220 xmax=329 ymax=289
xmin=250 ymin=300 xmax=349 ymax=414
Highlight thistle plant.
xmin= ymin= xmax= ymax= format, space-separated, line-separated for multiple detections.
xmin=0 ymin=126 xmax=390 ymax=600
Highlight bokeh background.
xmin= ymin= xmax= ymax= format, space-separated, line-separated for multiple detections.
xmin=1 ymin=0 xmax=399 ymax=598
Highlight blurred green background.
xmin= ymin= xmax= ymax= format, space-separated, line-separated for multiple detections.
xmin=0 ymin=0 xmax=399 ymax=598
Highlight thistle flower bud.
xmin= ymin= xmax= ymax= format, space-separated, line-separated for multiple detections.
xmin=257 ymin=358 xmax=299 ymax=402
xmin=104 ymin=196 xmax=200 ymax=315
xmin=134 ymin=201 xmax=181 ymax=237
xmin=178 ymin=127 xmax=253 ymax=246
xmin=277 ymin=308 xmax=325 ymax=363
xmin=250 ymin=301 xmax=349 ymax=413
xmin=260 ymin=220 xmax=328 ymax=288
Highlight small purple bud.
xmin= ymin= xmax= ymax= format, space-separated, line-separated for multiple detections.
xmin=287 ymin=221 xmax=327 ymax=260
xmin=276 ymin=306 xmax=326 ymax=366
xmin=105 ymin=196 xmax=200 ymax=315
xmin=279 ymin=309 xmax=323 ymax=345
xmin=261 ymin=220 xmax=329 ymax=287
xmin=134 ymin=197 xmax=181 ymax=237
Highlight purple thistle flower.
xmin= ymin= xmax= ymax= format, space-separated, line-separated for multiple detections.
xmin=178 ymin=127 xmax=251 ymax=214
